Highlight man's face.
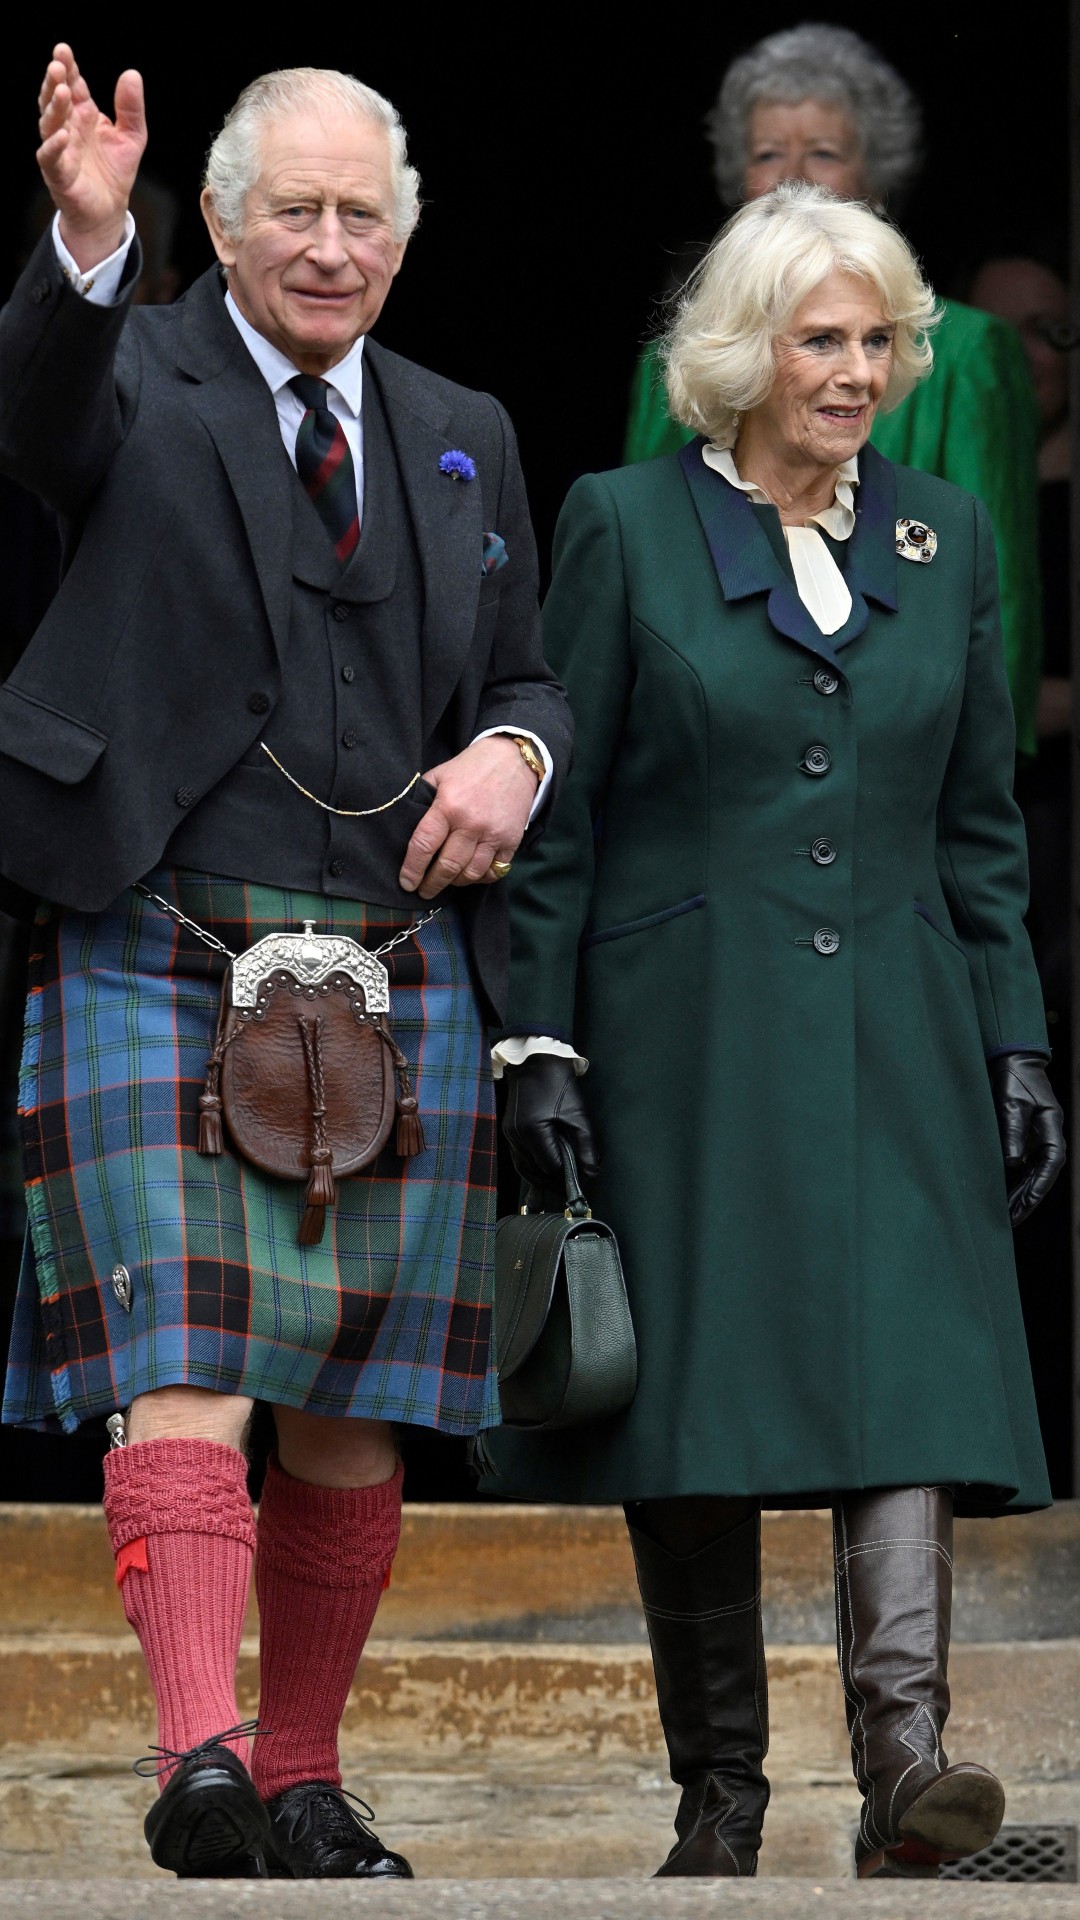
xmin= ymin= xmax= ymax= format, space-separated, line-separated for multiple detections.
xmin=202 ymin=107 xmax=406 ymax=373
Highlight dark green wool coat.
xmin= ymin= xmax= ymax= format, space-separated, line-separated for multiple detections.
xmin=483 ymin=441 xmax=1051 ymax=1516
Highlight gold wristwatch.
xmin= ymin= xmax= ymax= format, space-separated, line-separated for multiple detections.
xmin=512 ymin=736 xmax=545 ymax=785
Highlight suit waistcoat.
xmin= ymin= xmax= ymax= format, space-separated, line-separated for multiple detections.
xmin=167 ymin=372 xmax=431 ymax=907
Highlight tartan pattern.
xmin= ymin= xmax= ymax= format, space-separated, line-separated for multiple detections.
xmin=5 ymin=869 xmax=498 ymax=1436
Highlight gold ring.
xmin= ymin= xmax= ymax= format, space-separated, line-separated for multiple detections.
xmin=490 ymin=858 xmax=513 ymax=880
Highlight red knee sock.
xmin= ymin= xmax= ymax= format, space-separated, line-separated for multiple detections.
xmin=102 ymin=1437 xmax=256 ymax=1785
xmin=251 ymin=1455 xmax=403 ymax=1801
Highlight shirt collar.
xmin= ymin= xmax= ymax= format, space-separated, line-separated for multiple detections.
xmin=224 ymin=289 xmax=366 ymax=415
xmin=702 ymin=437 xmax=859 ymax=542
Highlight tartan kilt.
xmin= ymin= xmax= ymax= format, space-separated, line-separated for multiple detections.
xmin=4 ymin=868 xmax=499 ymax=1436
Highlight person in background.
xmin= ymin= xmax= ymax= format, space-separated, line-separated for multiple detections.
xmin=624 ymin=23 xmax=1044 ymax=758
xmin=490 ymin=183 xmax=1064 ymax=1882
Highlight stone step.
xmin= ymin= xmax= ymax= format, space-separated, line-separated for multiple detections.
xmin=1 ymin=1754 xmax=1079 ymax=1889
xmin=1 ymin=1635 xmax=1078 ymax=1778
xmin=2 ymin=1501 xmax=1077 ymax=1642
xmin=5 ymin=1883 xmax=1080 ymax=1918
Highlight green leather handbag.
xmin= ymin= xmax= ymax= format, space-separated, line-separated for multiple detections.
xmin=494 ymin=1141 xmax=637 ymax=1430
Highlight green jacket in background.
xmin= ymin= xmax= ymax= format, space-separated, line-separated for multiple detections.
xmin=623 ymin=302 xmax=1044 ymax=756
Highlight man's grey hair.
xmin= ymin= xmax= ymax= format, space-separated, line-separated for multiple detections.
xmin=203 ymin=67 xmax=421 ymax=244
xmin=706 ymin=24 xmax=922 ymax=210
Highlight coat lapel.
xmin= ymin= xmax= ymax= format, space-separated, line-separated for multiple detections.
xmin=678 ymin=436 xmax=898 ymax=668
xmin=364 ymin=341 xmax=482 ymax=739
xmin=176 ymin=271 xmax=293 ymax=664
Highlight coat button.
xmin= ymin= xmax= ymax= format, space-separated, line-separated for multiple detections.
xmin=341 ymin=665 xmax=355 ymax=683
xmin=341 ymin=728 xmax=359 ymax=748
xmin=813 ymin=927 xmax=840 ymax=955
xmin=247 ymin=691 xmax=270 ymax=715
xmin=174 ymin=785 xmax=196 ymax=808
xmin=813 ymin=669 xmax=839 ymax=695
xmin=332 ymin=603 xmax=351 ymax=622
xmin=801 ymin=745 xmax=831 ymax=776
xmin=328 ymin=858 xmax=345 ymax=878
xmin=811 ymin=838 xmax=836 ymax=865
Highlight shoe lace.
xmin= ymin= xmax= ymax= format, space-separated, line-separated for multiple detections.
xmin=284 ymin=1784 xmax=378 ymax=1846
xmin=132 ymin=1719 xmax=266 ymax=1779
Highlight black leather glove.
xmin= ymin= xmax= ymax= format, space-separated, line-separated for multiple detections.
xmin=502 ymin=1054 xmax=600 ymax=1189
xmin=989 ymin=1051 xmax=1066 ymax=1226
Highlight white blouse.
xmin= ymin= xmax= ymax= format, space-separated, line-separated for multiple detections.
xmin=702 ymin=439 xmax=860 ymax=637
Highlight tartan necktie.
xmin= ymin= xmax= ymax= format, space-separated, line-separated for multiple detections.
xmin=288 ymin=373 xmax=360 ymax=562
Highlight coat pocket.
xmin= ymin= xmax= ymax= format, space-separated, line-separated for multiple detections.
xmin=913 ymin=900 xmax=966 ymax=956
xmin=581 ymin=893 xmax=705 ymax=950
xmin=0 ymin=684 xmax=107 ymax=784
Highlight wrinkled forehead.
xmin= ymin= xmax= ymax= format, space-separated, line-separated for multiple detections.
xmin=250 ymin=105 xmax=394 ymax=203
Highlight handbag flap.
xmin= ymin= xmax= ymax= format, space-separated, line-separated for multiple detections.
xmin=494 ymin=1210 xmax=574 ymax=1379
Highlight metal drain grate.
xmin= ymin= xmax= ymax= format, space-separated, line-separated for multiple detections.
xmin=940 ymin=1824 xmax=1077 ymax=1882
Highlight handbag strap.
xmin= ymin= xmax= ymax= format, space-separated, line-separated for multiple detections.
xmin=523 ymin=1138 xmax=592 ymax=1221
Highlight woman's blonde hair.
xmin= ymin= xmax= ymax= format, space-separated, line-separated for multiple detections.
xmin=663 ymin=182 xmax=938 ymax=443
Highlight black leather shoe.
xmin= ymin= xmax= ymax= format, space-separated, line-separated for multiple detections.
xmin=264 ymin=1781 xmax=413 ymax=1879
xmin=141 ymin=1736 xmax=270 ymax=1878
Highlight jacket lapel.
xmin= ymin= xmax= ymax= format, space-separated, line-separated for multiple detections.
xmin=364 ymin=341 xmax=482 ymax=738
xmin=678 ymin=437 xmax=898 ymax=668
xmin=176 ymin=271 xmax=293 ymax=664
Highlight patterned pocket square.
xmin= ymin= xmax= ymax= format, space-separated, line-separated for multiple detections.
xmin=482 ymin=531 xmax=508 ymax=577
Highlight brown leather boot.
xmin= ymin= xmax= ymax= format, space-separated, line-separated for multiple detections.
xmin=833 ymin=1485 xmax=1004 ymax=1879
xmin=626 ymin=1510 xmax=769 ymax=1876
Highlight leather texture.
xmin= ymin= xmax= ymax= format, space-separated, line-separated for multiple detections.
xmin=143 ymin=1745 xmax=270 ymax=1879
xmin=833 ymin=1485 xmax=1004 ymax=1878
xmin=494 ymin=1141 xmax=636 ymax=1430
xmin=216 ymin=975 xmax=396 ymax=1180
xmin=989 ymin=1051 xmax=1066 ymax=1224
xmin=627 ymin=1511 xmax=769 ymax=1877
xmin=501 ymin=1055 xmax=599 ymax=1186
xmin=264 ymin=1782 xmax=413 ymax=1880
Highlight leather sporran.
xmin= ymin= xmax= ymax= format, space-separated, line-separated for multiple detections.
xmin=197 ymin=920 xmax=423 ymax=1246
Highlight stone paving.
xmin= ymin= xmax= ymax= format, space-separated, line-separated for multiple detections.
xmin=3 ymin=1882 xmax=1080 ymax=1918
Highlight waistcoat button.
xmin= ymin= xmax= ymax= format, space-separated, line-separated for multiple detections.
xmin=247 ymin=691 xmax=270 ymax=715
xmin=342 ymin=729 xmax=359 ymax=748
xmin=332 ymin=603 xmax=351 ymax=622
xmin=174 ymin=786 xmax=196 ymax=808
xmin=328 ymin=858 xmax=345 ymax=878
xmin=341 ymin=665 xmax=355 ymax=683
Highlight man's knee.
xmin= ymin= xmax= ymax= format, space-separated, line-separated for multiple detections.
xmin=126 ymin=1386 xmax=254 ymax=1451
xmin=271 ymin=1408 xmax=398 ymax=1488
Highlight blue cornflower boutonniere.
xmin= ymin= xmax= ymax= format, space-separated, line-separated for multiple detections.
xmin=439 ymin=449 xmax=477 ymax=481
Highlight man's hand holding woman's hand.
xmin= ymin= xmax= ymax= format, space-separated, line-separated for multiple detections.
xmin=38 ymin=43 xmax=146 ymax=272
xmin=398 ymin=734 xmax=538 ymax=899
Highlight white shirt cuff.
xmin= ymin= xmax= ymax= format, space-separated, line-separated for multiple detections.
xmin=472 ymin=727 xmax=553 ymax=822
xmin=52 ymin=210 xmax=136 ymax=304
xmin=491 ymin=1036 xmax=588 ymax=1078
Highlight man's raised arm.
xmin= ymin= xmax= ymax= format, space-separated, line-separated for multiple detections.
xmin=37 ymin=42 xmax=146 ymax=272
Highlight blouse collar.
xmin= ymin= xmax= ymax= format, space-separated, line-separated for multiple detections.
xmin=702 ymin=435 xmax=859 ymax=542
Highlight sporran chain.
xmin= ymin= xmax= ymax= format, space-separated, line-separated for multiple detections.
xmin=132 ymin=883 xmax=442 ymax=961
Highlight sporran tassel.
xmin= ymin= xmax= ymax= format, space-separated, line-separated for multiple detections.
xmin=299 ymin=1145 xmax=336 ymax=1245
xmin=395 ymin=1091 xmax=425 ymax=1158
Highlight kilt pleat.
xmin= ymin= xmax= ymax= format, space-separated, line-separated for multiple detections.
xmin=4 ymin=869 xmax=499 ymax=1435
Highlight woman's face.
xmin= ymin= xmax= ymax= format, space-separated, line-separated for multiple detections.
xmin=741 ymin=269 xmax=894 ymax=473
xmin=743 ymin=101 xmax=868 ymax=201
